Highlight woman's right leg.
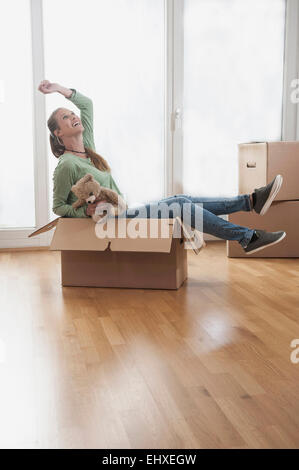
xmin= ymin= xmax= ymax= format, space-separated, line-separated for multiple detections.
xmin=159 ymin=193 xmax=252 ymax=215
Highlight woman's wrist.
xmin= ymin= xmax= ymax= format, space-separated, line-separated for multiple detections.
xmin=56 ymin=84 xmax=73 ymax=99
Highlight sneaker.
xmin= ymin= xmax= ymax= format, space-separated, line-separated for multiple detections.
xmin=190 ymin=229 xmax=206 ymax=254
xmin=244 ymin=229 xmax=286 ymax=254
xmin=252 ymin=174 xmax=283 ymax=215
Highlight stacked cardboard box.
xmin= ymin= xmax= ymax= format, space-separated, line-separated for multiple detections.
xmin=227 ymin=141 xmax=299 ymax=257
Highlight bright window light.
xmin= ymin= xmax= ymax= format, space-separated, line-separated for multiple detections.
xmin=42 ymin=0 xmax=165 ymax=217
xmin=0 ymin=0 xmax=35 ymax=228
xmin=183 ymin=0 xmax=286 ymax=197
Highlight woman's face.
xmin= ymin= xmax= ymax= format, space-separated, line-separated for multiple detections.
xmin=54 ymin=108 xmax=85 ymax=140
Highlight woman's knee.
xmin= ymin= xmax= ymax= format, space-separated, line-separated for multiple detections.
xmin=172 ymin=195 xmax=192 ymax=205
xmin=174 ymin=194 xmax=192 ymax=201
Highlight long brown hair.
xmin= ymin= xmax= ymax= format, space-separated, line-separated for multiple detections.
xmin=47 ymin=108 xmax=111 ymax=172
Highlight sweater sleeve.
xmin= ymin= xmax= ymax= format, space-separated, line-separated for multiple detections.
xmin=66 ymin=88 xmax=96 ymax=151
xmin=52 ymin=161 xmax=88 ymax=218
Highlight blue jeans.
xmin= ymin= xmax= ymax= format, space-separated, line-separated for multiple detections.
xmin=115 ymin=194 xmax=254 ymax=248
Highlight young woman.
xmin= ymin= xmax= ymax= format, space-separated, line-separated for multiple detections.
xmin=39 ymin=80 xmax=286 ymax=254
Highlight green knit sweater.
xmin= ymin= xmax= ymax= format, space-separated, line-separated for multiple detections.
xmin=52 ymin=88 xmax=123 ymax=218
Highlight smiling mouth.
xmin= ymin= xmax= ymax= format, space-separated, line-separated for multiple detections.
xmin=72 ymin=122 xmax=80 ymax=127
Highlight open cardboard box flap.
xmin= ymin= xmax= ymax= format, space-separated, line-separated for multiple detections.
xmin=28 ymin=217 xmax=203 ymax=254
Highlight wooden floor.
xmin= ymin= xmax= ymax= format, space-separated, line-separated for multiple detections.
xmin=0 ymin=242 xmax=299 ymax=449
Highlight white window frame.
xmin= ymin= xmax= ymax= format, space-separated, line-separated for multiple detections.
xmin=0 ymin=0 xmax=296 ymax=248
xmin=165 ymin=0 xmax=184 ymax=196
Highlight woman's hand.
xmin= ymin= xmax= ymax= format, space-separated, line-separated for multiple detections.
xmin=85 ymin=203 xmax=98 ymax=217
xmin=38 ymin=81 xmax=73 ymax=99
xmin=86 ymin=200 xmax=109 ymax=217
xmin=38 ymin=80 xmax=60 ymax=94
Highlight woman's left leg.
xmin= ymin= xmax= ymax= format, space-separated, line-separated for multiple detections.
xmin=158 ymin=193 xmax=252 ymax=215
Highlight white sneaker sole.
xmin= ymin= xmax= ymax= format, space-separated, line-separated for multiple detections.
xmin=245 ymin=231 xmax=286 ymax=254
xmin=259 ymin=175 xmax=283 ymax=215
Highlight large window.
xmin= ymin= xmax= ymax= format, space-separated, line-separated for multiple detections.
xmin=0 ymin=0 xmax=35 ymax=228
xmin=43 ymin=0 xmax=165 ymax=217
xmin=183 ymin=0 xmax=286 ymax=197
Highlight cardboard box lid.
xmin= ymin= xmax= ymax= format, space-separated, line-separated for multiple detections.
xmin=239 ymin=140 xmax=299 ymax=145
xmin=28 ymin=217 xmax=60 ymax=238
xmin=28 ymin=217 xmax=203 ymax=254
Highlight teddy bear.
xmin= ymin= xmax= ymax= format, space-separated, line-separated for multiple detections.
xmin=71 ymin=173 xmax=128 ymax=222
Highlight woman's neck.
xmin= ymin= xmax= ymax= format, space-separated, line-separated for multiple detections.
xmin=62 ymin=135 xmax=87 ymax=159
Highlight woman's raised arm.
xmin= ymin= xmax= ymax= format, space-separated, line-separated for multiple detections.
xmin=38 ymin=80 xmax=96 ymax=150
xmin=38 ymin=80 xmax=72 ymax=98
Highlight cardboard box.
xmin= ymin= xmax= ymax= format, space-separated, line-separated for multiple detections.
xmin=239 ymin=141 xmax=299 ymax=201
xmin=227 ymin=200 xmax=299 ymax=257
xmin=29 ymin=217 xmax=203 ymax=289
